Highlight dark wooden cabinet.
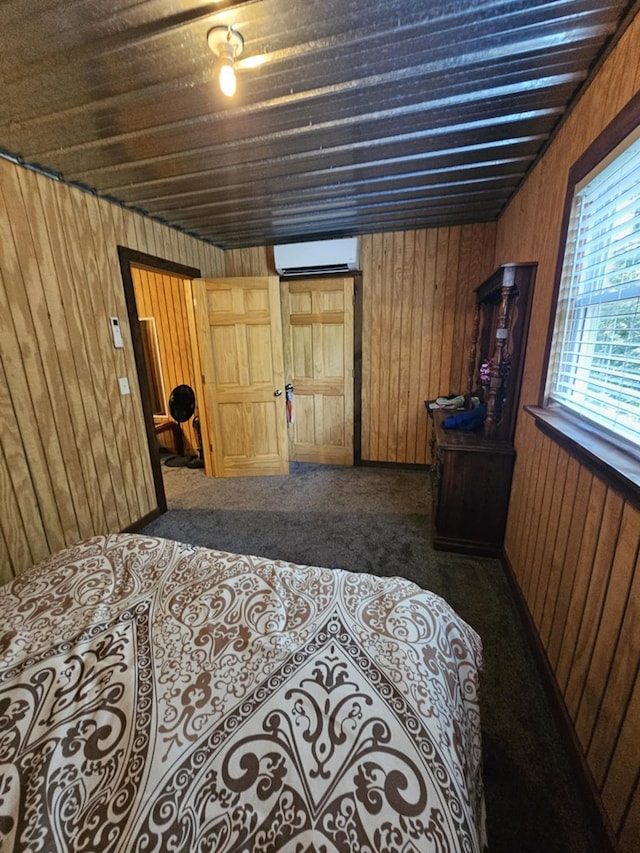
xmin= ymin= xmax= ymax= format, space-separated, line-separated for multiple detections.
xmin=431 ymin=409 xmax=515 ymax=555
xmin=429 ymin=262 xmax=536 ymax=555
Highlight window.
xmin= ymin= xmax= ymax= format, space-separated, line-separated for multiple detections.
xmin=545 ymin=119 xmax=640 ymax=452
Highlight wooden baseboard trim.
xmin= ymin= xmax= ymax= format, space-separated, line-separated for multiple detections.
xmin=358 ymin=459 xmax=430 ymax=471
xmin=500 ymin=550 xmax=619 ymax=853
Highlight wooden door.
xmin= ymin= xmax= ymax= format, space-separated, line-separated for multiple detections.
xmin=192 ymin=276 xmax=289 ymax=477
xmin=281 ymin=277 xmax=354 ymax=465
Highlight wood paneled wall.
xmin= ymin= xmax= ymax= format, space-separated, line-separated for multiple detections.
xmin=132 ymin=267 xmax=198 ymax=454
xmin=225 ymin=225 xmax=496 ymax=465
xmin=495 ymin=16 xmax=640 ymax=850
xmin=225 ymin=245 xmax=271 ymax=277
xmin=359 ymin=226 xmax=495 ymax=463
xmin=0 ymin=157 xmax=224 ymax=584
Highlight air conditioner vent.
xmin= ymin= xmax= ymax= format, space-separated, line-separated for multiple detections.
xmin=274 ymin=238 xmax=359 ymax=277
xmin=278 ymin=263 xmax=352 ymax=276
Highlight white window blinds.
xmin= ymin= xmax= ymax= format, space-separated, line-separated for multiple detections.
xmin=546 ymin=128 xmax=640 ymax=448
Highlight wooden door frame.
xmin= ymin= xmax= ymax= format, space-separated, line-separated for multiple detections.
xmin=117 ymin=246 xmax=201 ymax=519
xmin=353 ymin=271 xmax=363 ymax=464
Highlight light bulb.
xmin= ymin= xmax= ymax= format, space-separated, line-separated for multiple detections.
xmin=218 ymin=58 xmax=236 ymax=97
xmin=207 ymin=27 xmax=244 ymax=98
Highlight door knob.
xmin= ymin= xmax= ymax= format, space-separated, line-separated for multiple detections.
xmin=274 ymin=389 xmax=282 ymax=397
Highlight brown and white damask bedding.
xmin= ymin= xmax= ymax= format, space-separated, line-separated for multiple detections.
xmin=0 ymin=533 xmax=485 ymax=852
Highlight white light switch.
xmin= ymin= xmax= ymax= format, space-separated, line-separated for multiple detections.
xmin=119 ymin=377 xmax=130 ymax=395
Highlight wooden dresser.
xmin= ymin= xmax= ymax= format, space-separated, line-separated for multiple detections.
xmin=430 ymin=409 xmax=515 ymax=555
xmin=429 ymin=262 xmax=536 ymax=556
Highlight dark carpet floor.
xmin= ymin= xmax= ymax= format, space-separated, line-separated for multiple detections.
xmin=141 ymin=461 xmax=606 ymax=852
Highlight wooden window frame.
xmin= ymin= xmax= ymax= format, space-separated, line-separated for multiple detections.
xmin=528 ymin=90 xmax=640 ymax=507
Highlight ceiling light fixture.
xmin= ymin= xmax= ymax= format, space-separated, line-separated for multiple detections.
xmin=207 ymin=26 xmax=244 ymax=97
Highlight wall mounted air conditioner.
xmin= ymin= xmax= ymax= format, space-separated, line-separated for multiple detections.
xmin=274 ymin=237 xmax=359 ymax=277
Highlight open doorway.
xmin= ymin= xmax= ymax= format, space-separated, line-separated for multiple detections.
xmin=118 ymin=247 xmax=201 ymax=516
xmin=130 ymin=264 xmax=201 ymax=459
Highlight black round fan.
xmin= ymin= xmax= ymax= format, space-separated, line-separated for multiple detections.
xmin=170 ymin=384 xmax=195 ymax=425
xmin=164 ymin=384 xmax=198 ymax=467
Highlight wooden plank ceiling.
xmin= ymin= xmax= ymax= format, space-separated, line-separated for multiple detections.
xmin=0 ymin=0 xmax=635 ymax=249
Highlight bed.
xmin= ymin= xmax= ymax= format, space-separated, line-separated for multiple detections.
xmin=0 ymin=533 xmax=485 ymax=852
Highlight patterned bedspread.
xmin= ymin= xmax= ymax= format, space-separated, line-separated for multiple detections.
xmin=0 ymin=533 xmax=485 ymax=852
